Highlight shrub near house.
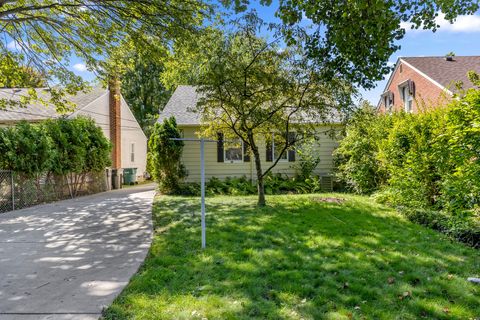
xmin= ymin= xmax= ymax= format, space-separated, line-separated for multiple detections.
xmin=0 ymin=117 xmax=111 ymax=204
xmin=334 ymin=87 xmax=480 ymax=247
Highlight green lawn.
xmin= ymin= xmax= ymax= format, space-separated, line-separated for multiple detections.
xmin=103 ymin=194 xmax=480 ymax=320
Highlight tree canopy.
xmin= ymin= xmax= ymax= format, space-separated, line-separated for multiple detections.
xmin=221 ymin=0 xmax=479 ymax=88
xmin=0 ymin=0 xmax=208 ymax=108
xmin=192 ymin=16 xmax=353 ymax=206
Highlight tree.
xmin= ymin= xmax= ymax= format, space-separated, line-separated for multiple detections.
xmin=0 ymin=53 xmax=45 ymax=89
xmin=120 ymin=51 xmax=171 ymax=136
xmin=148 ymin=117 xmax=186 ymax=193
xmin=0 ymin=0 xmax=208 ymax=109
xmin=194 ymin=17 xmax=353 ymax=206
xmin=222 ymin=0 xmax=478 ymax=88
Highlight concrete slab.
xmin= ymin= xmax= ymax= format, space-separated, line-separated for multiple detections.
xmin=0 ymin=185 xmax=155 ymax=319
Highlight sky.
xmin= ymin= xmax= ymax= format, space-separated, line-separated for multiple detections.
xmin=66 ymin=3 xmax=480 ymax=106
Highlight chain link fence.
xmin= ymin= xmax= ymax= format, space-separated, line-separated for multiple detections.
xmin=0 ymin=170 xmax=108 ymax=213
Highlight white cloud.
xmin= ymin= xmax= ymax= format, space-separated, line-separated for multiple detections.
xmin=73 ymin=63 xmax=87 ymax=72
xmin=402 ymin=13 xmax=480 ymax=33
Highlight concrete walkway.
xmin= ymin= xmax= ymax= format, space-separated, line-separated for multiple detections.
xmin=0 ymin=184 xmax=156 ymax=320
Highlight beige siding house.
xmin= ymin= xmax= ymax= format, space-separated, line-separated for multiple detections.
xmin=0 ymin=86 xmax=147 ymax=182
xmin=158 ymin=85 xmax=341 ymax=183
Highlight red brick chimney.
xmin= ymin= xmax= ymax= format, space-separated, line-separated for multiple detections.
xmin=108 ymin=77 xmax=121 ymax=169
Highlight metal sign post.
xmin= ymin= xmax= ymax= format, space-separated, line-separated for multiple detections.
xmin=200 ymin=138 xmax=206 ymax=249
xmin=170 ymin=137 xmax=217 ymax=249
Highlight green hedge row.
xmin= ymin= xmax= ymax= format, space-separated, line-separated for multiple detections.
xmin=0 ymin=117 xmax=111 ymax=177
xmin=334 ymin=88 xmax=480 ymax=248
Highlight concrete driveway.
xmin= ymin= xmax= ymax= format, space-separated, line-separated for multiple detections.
xmin=0 ymin=184 xmax=156 ymax=320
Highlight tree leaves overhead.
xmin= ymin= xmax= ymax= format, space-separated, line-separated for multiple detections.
xmin=0 ymin=0 xmax=209 ymax=107
xmin=222 ymin=0 xmax=479 ymax=88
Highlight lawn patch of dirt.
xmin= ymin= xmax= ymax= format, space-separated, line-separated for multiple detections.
xmin=312 ymin=197 xmax=346 ymax=204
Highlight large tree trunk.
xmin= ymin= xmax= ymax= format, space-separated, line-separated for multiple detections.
xmin=250 ymin=137 xmax=266 ymax=207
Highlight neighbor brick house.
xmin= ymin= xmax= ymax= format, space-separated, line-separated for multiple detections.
xmin=378 ymin=56 xmax=480 ymax=113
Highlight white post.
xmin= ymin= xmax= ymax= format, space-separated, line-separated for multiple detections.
xmin=200 ymin=138 xmax=206 ymax=249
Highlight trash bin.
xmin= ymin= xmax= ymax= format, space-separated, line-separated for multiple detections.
xmin=123 ymin=168 xmax=138 ymax=185
xmin=111 ymin=168 xmax=123 ymax=189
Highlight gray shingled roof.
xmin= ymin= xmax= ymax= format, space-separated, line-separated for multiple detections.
xmin=158 ymin=85 xmax=201 ymax=125
xmin=402 ymin=56 xmax=480 ymax=90
xmin=159 ymin=85 xmax=343 ymax=125
xmin=0 ymin=86 xmax=107 ymax=122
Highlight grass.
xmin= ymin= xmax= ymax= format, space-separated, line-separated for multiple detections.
xmin=103 ymin=194 xmax=480 ymax=320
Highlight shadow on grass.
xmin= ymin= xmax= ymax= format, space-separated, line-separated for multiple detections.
xmin=103 ymin=194 xmax=480 ymax=320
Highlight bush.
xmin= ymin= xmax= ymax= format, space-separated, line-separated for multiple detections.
xmin=333 ymin=103 xmax=389 ymax=194
xmin=172 ymin=174 xmax=331 ymax=197
xmin=0 ymin=118 xmax=110 ymax=178
xmin=335 ymin=88 xmax=480 ymax=247
xmin=0 ymin=121 xmax=55 ymax=177
xmin=148 ymin=117 xmax=186 ymax=194
xmin=401 ymin=207 xmax=480 ymax=248
xmin=294 ymin=137 xmax=321 ymax=180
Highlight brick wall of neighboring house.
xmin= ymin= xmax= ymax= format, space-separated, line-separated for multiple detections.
xmin=378 ymin=60 xmax=452 ymax=113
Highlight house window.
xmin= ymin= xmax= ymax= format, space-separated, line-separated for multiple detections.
xmin=272 ymin=133 xmax=288 ymax=161
xmin=130 ymin=143 xmax=135 ymax=162
xmin=224 ymin=139 xmax=243 ymax=163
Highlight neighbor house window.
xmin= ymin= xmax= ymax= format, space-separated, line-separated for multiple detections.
xmin=224 ymin=139 xmax=243 ymax=163
xmin=402 ymin=86 xmax=413 ymax=113
xmin=399 ymin=80 xmax=414 ymax=113
xmin=382 ymin=92 xmax=393 ymax=113
xmin=130 ymin=143 xmax=135 ymax=162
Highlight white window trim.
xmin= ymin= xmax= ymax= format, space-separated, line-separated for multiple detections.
xmin=384 ymin=96 xmax=392 ymax=113
xmin=272 ymin=133 xmax=289 ymax=162
xmin=399 ymin=83 xmax=413 ymax=113
xmin=224 ymin=139 xmax=244 ymax=163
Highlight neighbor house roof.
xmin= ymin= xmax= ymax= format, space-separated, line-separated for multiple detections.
xmin=159 ymin=85 xmax=343 ymax=125
xmin=0 ymin=86 xmax=107 ymax=122
xmin=400 ymin=56 xmax=480 ymax=91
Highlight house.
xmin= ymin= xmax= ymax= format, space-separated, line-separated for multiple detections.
xmin=378 ymin=56 xmax=480 ymax=113
xmin=0 ymin=84 xmax=147 ymax=186
xmin=158 ymin=85 xmax=341 ymax=185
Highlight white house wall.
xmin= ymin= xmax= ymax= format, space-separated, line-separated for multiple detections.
xmin=70 ymin=92 xmax=111 ymax=139
xmin=71 ymin=92 xmax=147 ymax=179
xmin=120 ymin=96 xmax=147 ymax=177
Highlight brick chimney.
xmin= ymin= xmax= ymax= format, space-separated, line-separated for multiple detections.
xmin=108 ymin=77 xmax=121 ymax=169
